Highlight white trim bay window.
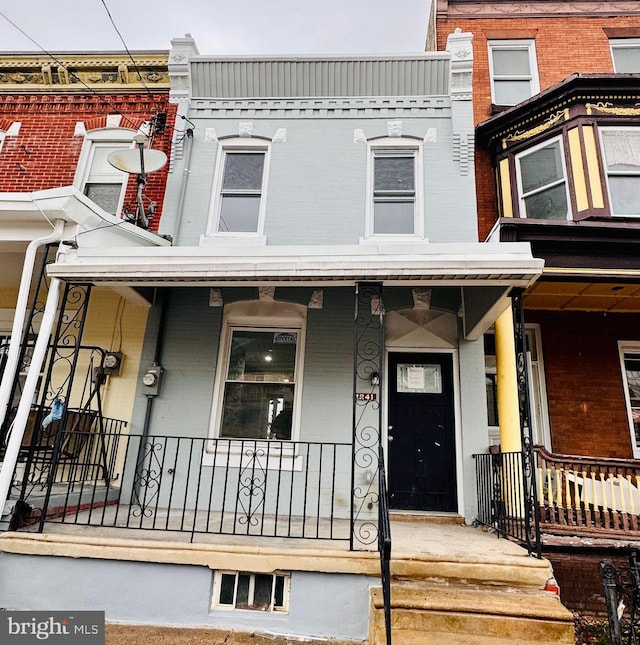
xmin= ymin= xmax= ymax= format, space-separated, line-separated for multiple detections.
xmin=619 ymin=343 xmax=640 ymax=457
xmin=601 ymin=128 xmax=640 ymax=216
xmin=217 ymin=327 xmax=302 ymax=441
xmin=367 ymin=139 xmax=423 ymax=239
xmin=611 ymin=39 xmax=640 ymax=73
xmin=515 ymin=137 xmax=570 ymax=220
xmin=209 ymin=140 xmax=269 ymax=235
xmin=488 ymin=40 xmax=539 ymax=106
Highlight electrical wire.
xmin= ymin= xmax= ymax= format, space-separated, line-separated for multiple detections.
xmin=0 ymin=8 xmax=169 ymax=134
xmin=99 ymin=0 xmax=166 ymax=114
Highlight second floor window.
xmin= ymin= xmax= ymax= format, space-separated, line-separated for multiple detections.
xmin=83 ymin=143 xmax=129 ymax=215
xmin=601 ymin=128 xmax=640 ymax=216
xmin=515 ymin=137 xmax=569 ymax=220
xmin=610 ymin=39 xmax=640 ymax=73
xmin=209 ymin=140 xmax=270 ymax=236
xmin=372 ymin=149 xmax=418 ymax=236
xmin=488 ymin=40 xmax=539 ymax=107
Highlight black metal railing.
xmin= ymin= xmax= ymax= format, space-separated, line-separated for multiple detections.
xmin=378 ymin=444 xmax=392 ymax=645
xmin=8 ymin=407 xmax=126 ymax=488
xmin=474 ymin=450 xmax=541 ymax=556
xmin=39 ymin=432 xmax=354 ymax=543
xmin=601 ymin=549 xmax=640 ymax=645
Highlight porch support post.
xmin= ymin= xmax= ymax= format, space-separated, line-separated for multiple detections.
xmin=494 ymin=306 xmax=521 ymax=453
xmin=351 ymin=282 xmax=384 ymax=551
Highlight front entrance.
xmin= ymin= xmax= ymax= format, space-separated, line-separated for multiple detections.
xmin=388 ymin=352 xmax=457 ymax=512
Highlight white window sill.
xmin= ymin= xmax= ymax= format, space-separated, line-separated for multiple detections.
xmin=200 ymin=234 xmax=267 ymax=247
xmin=359 ymin=235 xmax=428 ymax=245
xmin=201 ymin=439 xmax=303 ymax=471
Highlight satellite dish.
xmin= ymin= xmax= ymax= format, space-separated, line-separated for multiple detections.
xmin=107 ymin=148 xmax=168 ymax=174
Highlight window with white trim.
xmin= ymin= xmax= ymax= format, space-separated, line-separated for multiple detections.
xmin=209 ymin=140 xmax=269 ymax=235
xmin=217 ymin=328 xmax=301 ymax=440
xmin=611 ymin=39 xmax=640 ymax=73
xmin=619 ymin=343 xmax=640 ymax=457
xmin=515 ymin=136 xmax=570 ymax=220
xmin=488 ymin=40 xmax=539 ymax=106
xmin=366 ymin=139 xmax=423 ymax=239
xmin=484 ymin=326 xmax=551 ymax=449
xmin=601 ymin=128 xmax=640 ymax=216
xmin=75 ymin=129 xmax=135 ymax=216
xmin=212 ymin=571 xmax=290 ymax=612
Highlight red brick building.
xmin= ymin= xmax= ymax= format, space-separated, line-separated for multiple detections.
xmin=0 ymin=51 xmax=176 ymax=527
xmin=0 ymin=53 xmax=175 ymax=230
xmin=436 ymin=0 xmax=640 ymax=614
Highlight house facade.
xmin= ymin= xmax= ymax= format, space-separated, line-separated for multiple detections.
xmin=436 ymin=0 xmax=640 ymax=615
xmin=0 ymin=33 xmax=570 ymax=643
xmin=0 ymin=51 xmax=175 ymax=525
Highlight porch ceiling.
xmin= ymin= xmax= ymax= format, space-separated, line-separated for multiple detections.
xmin=46 ymin=242 xmax=543 ymax=288
xmin=525 ymin=279 xmax=640 ymax=312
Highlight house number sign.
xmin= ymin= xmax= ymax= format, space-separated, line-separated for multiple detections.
xmin=355 ymin=392 xmax=377 ymax=401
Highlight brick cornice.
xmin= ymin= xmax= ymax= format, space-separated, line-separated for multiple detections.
xmin=0 ymin=93 xmax=169 ymax=115
xmin=438 ymin=0 xmax=640 ymax=19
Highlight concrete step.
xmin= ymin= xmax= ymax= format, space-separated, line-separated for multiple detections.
xmin=369 ymin=582 xmax=574 ymax=645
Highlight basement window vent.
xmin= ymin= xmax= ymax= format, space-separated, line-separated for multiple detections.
xmin=212 ymin=571 xmax=290 ymax=612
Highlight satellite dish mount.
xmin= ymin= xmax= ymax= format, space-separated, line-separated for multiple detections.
xmin=107 ymin=134 xmax=168 ymax=229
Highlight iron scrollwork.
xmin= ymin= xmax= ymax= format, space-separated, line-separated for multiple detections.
xmin=131 ymin=439 xmax=165 ymax=519
xmin=601 ymin=550 xmax=640 ymax=645
xmin=351 ymin=283 xmax=384 ymax=550
xmin=236 ymin=446 xmax=267 ymax=530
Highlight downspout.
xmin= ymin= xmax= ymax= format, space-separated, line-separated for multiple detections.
xmin=0 ymin=218 xmax=65 ymax=431
xmin=0 ymin=278 xmax=62 ymax=516
xmin=171 ymin=127 xmax=194 ymax=244
xmin=142 ymin=288 xmax=167 ymax=438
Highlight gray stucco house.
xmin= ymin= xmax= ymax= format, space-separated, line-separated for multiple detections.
xmin=0 ymin=32 xmax=552 ymax=642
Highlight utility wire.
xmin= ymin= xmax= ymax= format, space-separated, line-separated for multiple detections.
xmin=99 ymin=0 xmax=166 ymax=114
xmin=0 ymin=8 xmax=167 ymax=133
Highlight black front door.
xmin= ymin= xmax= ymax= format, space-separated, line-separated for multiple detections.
xmin=387 ymin=352 xmax=457 ymax=512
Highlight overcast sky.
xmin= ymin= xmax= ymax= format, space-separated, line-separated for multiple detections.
xmin=0 ymin=1 xmax=431 ymax=56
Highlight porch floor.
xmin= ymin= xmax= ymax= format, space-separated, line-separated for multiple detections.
xmin=1 ymin=508 xmax=554 ymax=589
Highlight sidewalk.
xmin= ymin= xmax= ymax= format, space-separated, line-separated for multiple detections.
xmin=106 ymin=624 xmax=362 ymax=644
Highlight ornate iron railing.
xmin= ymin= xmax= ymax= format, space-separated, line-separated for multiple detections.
xmin=378 ymin=444 xmax=392 ymax=645
xmin=536 ymin=446 xmax=640 ymax=537
xmin=474 ymin=450 xmax=541 ymax=556
xmin=38 ymin=432 xmax=354 ymax=543
xmin=601 ymin=549 xmax=640 ymax=645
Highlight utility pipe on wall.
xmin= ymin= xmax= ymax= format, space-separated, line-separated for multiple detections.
xmin=0 ymin=218 xmax=65 ymax=431
xmin=0 ymin=278 xmax=62 ymax=516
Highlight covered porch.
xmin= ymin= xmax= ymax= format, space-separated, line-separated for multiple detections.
xmin=0 ymin=241 xmax=543 ymax=546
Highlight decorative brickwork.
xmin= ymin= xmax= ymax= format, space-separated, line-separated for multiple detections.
xmin=0 ymin=92 xmax=176 ymax=232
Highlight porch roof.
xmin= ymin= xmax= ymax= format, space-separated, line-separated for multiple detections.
xmin=0 ymin=186 xmax=169 ymax=248
xmin=47 ymin=241 xmax=542 ymax=287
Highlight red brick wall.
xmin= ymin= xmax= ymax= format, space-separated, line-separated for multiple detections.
xmin=544 ymin=548 xmax=624 ymax=615
xmin=436 ymin=14 xmax=640 ymax=240
xmin=526 ymin=310 xmax=638 ymax=458
xmin=0 ymin=94 xmax=176 ymax=232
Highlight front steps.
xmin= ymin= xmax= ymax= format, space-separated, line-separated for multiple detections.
xmin=370 ymin=581 xmax=574 ymax=644
xmin=369 ymin=522 xmax=575 ymax=644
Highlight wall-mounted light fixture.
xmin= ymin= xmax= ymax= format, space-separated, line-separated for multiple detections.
xmin=370 ymin=371 xmax=380 ymax=386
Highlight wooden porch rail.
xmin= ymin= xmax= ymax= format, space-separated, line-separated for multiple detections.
xmin=535 ymin=446 xmax=640 ymax=538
